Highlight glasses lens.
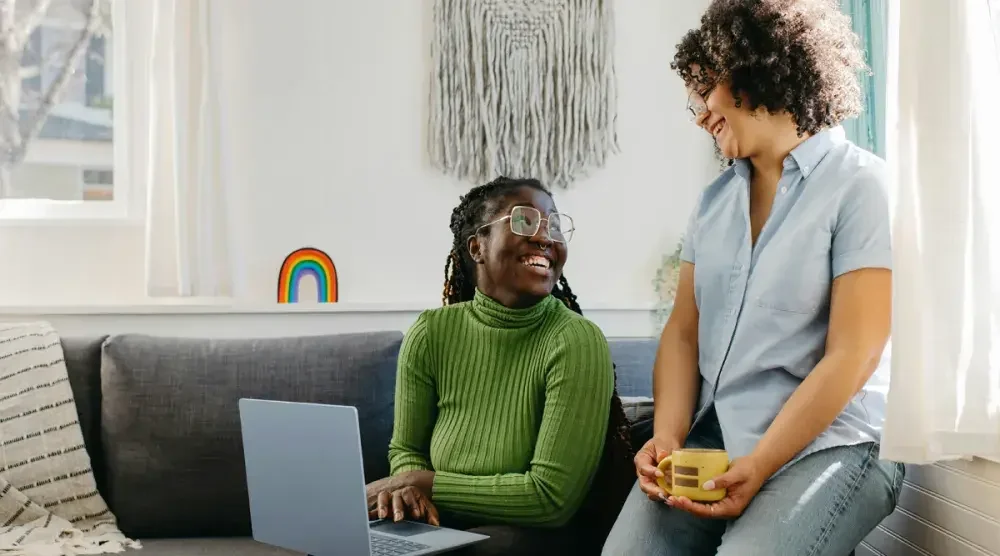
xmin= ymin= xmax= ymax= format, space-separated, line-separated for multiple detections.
xmin=549 ymin=213 xmax=574 ymax=243
xmin=510 ymin=206 xmax=541 ymax=236
xmin=687 ymin=89 xmax=708 ymax=119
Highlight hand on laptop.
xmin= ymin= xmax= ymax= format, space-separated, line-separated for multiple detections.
xmin=365 ymin=471 xmax=434 ymax=508
xmin=368 ymin=485 xmax=441 ymax=526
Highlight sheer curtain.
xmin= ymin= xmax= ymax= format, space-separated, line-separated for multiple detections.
xmin=138 ymin=0 xmax=237 ymax=298
xmin=839 ymin=0 xmax=888 ymax=157
xmin=881 ymin=0 xmax=1000 ymax=463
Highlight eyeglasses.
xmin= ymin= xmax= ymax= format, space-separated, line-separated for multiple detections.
xmin=687 ymin=89 xmax=709 ymax=120
xmin=474 ymin=205 xmax=575 ymax=244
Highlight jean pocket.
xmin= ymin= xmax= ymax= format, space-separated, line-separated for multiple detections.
xmin=874 ymin=457 xmax=906 ymax=507
xmin=891 ymin=462 xmax=906 ymax=505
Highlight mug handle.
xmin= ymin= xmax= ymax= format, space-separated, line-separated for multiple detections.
xmin=656 ymin=455 xmax=673 ymax=496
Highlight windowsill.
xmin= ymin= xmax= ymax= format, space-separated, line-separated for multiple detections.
xmin=0 ymin=300 xmax=657 ymax=315
xmin=0 ymin=300 xmax=432 ymax=315
xmin=0 ymin=199 xmax=140 ymax=227
xmin=0 ymin=215 xmax=143 ymax=227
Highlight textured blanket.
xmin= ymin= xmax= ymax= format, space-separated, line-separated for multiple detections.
xmin=0 ymin=322 xmax=139 ymax=555
xmin=428 ymin=0 xmax=618 ymax=188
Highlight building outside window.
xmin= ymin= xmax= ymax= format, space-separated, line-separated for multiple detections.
xmin=4 ymin=0 xmax=114 ymax=205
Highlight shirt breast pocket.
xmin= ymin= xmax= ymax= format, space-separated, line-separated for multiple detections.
xmin=754 ymin=230 xmax=832 ymax=314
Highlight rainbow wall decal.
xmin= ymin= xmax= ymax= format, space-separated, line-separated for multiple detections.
xmin=277 ymin=247 xmax=339 ymax=303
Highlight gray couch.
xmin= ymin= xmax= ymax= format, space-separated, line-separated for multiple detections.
xmin=60 ymin=332 xmax=659 ymax=555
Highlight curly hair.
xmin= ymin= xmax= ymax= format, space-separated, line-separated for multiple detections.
xmin=443 ymin=176 xmax=635 ymax=530
xmin=671 ymin=0 xmax=868 ymax=136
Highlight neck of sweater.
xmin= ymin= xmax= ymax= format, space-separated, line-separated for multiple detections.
xmin=471 ymin=289 xmax=555 ymax=329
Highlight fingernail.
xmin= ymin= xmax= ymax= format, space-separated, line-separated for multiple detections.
xmin=379 ymin=509 xmax=386 ymax=518
xmin=655 ymin=470 xmax=663 ymax=477
xmin=395 ymin=512 xmax=403 ymax=521
xmin=702 ymin=480 xmax=716 ymax=490
xmin=665 ymin=497 xmax=674 ymax=506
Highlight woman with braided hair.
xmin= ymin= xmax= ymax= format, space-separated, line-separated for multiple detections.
xmin=365 ymin=176 xmax=634 ymax=555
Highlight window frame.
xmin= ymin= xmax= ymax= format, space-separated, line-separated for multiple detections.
xmin=0 ymin=0 xmax=139 ymax=225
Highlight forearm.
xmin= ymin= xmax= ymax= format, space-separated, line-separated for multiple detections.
xmin=431 ymin=468 xmax=582 ymax=527
xmin=749 ymin=351 xmax=875 ymax=477
xmin=652 ymin=321 xmax=700 ymax=444
xmin=429 ymin=403 xmax=609 ymax=527
xmin=388 ymin=446 xmax=432 ymax=473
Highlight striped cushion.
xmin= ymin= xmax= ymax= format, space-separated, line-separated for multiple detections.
xmin=0 ymin=321 xmax=136 ymax=552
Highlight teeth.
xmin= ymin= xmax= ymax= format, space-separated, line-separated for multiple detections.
xmin=521 ymin=255 xmax=550 ymax=269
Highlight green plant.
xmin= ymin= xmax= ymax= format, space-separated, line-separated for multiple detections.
xmin=652 ymin=235 xmax=684 ymax=333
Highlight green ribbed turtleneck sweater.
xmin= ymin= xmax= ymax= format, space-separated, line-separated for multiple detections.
xmin=387 ymin=290 xmax=614 ymax=527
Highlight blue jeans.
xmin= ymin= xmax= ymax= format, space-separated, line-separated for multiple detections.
xmin=602 ymin=412 xmax=904 ymax=556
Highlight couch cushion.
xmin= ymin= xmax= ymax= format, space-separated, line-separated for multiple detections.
xmin=61 ymin=335 xmax=109 ymax=495
xmin=608 ymin=338 xmax=656 ymax=398
xmin=100 ymin=331 xmax=402 ymax=539
xmin=620 ymin=396 xmax=654 ymax=424
xmin=129 ymin=538 xmax=299 ymax=555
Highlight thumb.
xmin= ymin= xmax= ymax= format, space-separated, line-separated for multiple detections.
xmin=702 ymin=467 xmax=743 ymax=491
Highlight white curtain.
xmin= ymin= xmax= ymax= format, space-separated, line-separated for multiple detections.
xmin=140 ymin=0 xmax=235 ymax=298
xmin=881 ymin=0 xmax=1000 ymax=463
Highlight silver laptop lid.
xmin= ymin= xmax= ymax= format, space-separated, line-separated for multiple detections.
xmin=239 ymin=399 xmax=371 ymax=556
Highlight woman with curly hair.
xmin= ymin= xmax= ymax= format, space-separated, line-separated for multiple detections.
xmin=602 ymin=1 xmax=904 ymax=554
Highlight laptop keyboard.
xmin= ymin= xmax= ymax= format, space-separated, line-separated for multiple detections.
xmin=370 ymin=532 xmax=431 ymax=555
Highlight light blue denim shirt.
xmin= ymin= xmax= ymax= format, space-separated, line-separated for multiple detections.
xmin=683 ymin=125 xmax=892 ymax=473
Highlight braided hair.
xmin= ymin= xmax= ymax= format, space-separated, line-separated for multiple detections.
xmin=442 ymin=176 xmax=634 ymax=531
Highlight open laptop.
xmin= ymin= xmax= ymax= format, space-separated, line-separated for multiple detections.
xmin=238 ymin=398 xmax=488 ymax=556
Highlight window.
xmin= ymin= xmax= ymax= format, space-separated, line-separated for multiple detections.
xmin=0 ymin=0 xmax=126 ymax=221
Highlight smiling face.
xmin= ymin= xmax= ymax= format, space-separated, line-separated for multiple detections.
xmin=689 ymin=73 xmax=777 ymax=160
xmin=467 ymin=186 xmax=568 ymax=308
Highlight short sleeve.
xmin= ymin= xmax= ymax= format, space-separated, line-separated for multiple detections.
xmin=831 ymin=168 xmax=892 ymax=278
xmin=680 ymin=193 xmax=702 ymax=264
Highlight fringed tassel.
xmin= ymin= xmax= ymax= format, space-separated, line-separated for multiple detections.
xmin=429 ymin=0 xmax=618 ymax=188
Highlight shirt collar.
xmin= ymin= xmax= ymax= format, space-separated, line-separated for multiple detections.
xmin=731 ymin=125 xmax=845 ymax=181
xmin=787 ymin=125 xmax=845 ymax=178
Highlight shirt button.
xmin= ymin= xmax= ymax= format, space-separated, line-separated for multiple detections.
xmin=780 ymin=186 xmax=788 ymax=194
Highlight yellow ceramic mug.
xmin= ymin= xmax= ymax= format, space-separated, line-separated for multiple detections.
xmin=656 ymin=448 xmax=730 ymax=502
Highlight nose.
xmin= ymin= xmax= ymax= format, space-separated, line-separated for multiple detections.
xmin=530 ymin=221 xmax=554 ymax=245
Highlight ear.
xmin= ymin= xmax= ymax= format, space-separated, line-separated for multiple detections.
xmin=467 ymin=235 xmax=486 ymax=265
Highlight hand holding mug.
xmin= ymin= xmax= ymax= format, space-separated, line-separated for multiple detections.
xmin=634 ymin=436 xmax=681 ymax=501
xmin=656 ymin=448 xmax=730 ymax=502
xmin=664 ymin=455 xmax=767 ymax=519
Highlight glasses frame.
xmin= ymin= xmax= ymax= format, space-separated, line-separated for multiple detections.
xmin=687 ymin=89 xmax=708 ymax=120
xmin=686 ymin=81 xmax=716 ymax=121
xmin=471 ymin=205 xmax=575 ymax=244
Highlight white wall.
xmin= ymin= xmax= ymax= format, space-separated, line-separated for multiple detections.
xmin=0 ymin=0 xmax=716 ymax=314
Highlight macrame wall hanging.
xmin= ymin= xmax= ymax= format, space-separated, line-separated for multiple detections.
xmin=428 ymin=0 xmax=618 ymax=189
